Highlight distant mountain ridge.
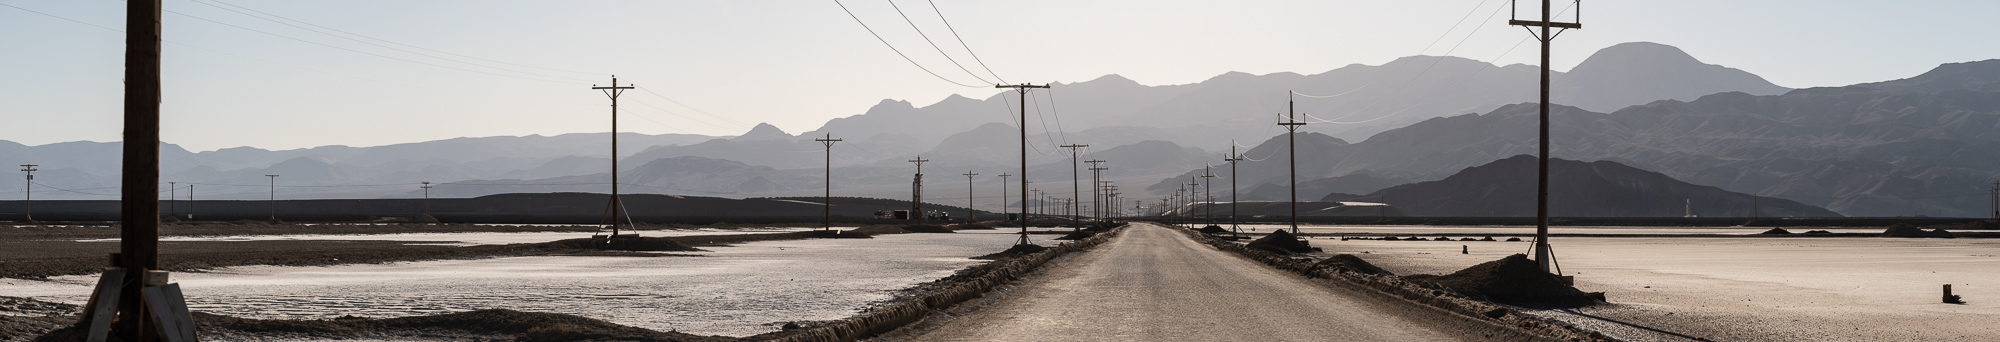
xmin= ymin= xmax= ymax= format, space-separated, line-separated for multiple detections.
xmin=1339 ymin=155 xmax=1837 ymax=217
xmin=1158 ymin=59 xmax=2000 ymax=217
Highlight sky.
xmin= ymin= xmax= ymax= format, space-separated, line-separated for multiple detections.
xmin=3 ymin=0 xmax=1997 ymax=152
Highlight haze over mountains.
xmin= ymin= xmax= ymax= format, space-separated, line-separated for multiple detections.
xmin=5 ymin=41 xmax=1991 ymax=218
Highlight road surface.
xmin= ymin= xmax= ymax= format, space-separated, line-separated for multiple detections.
xmin=911 ymin=223 xmax=1513 ymax=341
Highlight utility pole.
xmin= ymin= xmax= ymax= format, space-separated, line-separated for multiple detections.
xmin=1086 ymin=159 xmax=1106 ymax=223
xmin=1059 ymin=144 xmax=1088 ymax=229
xmin=421 ymin=181 xmax=433 ymax=219
xmin=1510 ymin=0 xmax=1581 ymax=272
xmin=816 ymin=133 xmax=842 ymax=231
xmin=265 ymin=175 xmax=279 ymax=221
xmin=187 ymin=184 xmax=194 ymax=221
xmin=997 ymin=83 xmax=1049 ymax=245
xmin=167 ymin=181 xmax=175 ymax=221
xmin=999 ymin=173 xmax=1011 ymax=224
xmin=1225 ymin=143 xmax=1244 ymax=236
xmin=1990 ymin=181 xmax=1998 ymax=220
xmin=1280 ymin=93 xmax=1308 ymax=235
xmin=113 ymin=0 xmax=166 ymax=337
xmin=592 ymin=76 xmax=637 ymax=238
xmin=1031 ymin=189 xmax=1042 ymax=220
xmin=1190 ymin=177 xmax=1203 ymax=228
xmin=19 ymin=165 xmax=35 ymax=223
xmin=908 ymin=156 xmax=930 ymax=223
xmin=962 ymin=171 xmax=979 ymax=223
xmin=1202 ymin=164 xmax=1217 ymax=228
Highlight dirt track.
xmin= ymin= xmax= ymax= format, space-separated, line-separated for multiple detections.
xmin=910 ymin=223 xmax=1530 ymax=341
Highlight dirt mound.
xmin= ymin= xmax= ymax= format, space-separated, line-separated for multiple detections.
xmin=1315 ymin=254 xmax=1391 ymax=275
xmin=1761 ymin=227 xmax=1793 ymax=235
xmin=1884 ymin=224 xmax=1955 ymax=238
xmin=1246 ymin=229 xmax=1315 ymax=254
xmin=972 ymin=244 xmax=1047 ymax=260
xmin=1804 ymin=230 xmax=1832 ymax=234
xmin=176 ymin=309 xmax=738 ymax=342
xmin=1196 ymin=226 xmax=1231 ymax=234
xmin=1408 ymin=254 xmax=1598 ymax=308
xmin=900 ymin=224 xmax=956 ymax=233
xmin=544 ymin=237 xmax=704 ymax=252
xmin=808 ymin=229 xmax=875 ymax=239
xmin=1053 ymin=231 xmax=1100 ymax=240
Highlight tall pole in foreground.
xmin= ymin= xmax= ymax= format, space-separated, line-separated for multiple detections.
xmin=19 ymin=165 xmax=36 ymax=222
xmin=1225 ymin=143 xmax=1245 ymax=236
xmin=266 ymin=175 xmax=279 ymax=221
xmin=592 ymin=77 xmax=636 ymax=237
xmin=1279 ymin=93 xmax=1308 ymax=234
xmin=1060 ymin=144 xmax=1088 ymax=229
xmin=908 ymin=156 xmax=930 ymax=223
xmin=963 ymin=171 xmax=979 ymax=223
xmin=115 ymin=0 xmax=164 ymax=338
xmin=816 ymin=133 xmax=842 ymax=231
xmin=998 ymin=83 xmax=1048 ymax=245
xmin=1509 ymin=0 xmax=1581 ymax=273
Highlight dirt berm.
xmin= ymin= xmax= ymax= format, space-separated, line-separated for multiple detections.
xmin=28 ymin=309 xmax=738 ymax=342
xmin=1246 ymin=229 xmax=1315 ymax=253
xmin=1405 ymin=254 xmax=1600 ymax=308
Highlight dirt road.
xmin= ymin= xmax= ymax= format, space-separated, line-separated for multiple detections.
xmin=911 ymin=223 xmax=1513 ymax=341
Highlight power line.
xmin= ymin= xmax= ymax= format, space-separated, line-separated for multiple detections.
xmin=185 ymin=0 xmax=599 ymax=83
xmin=160 ymin=6 xmax=586 ymax=84
xmin=925 ymin=0 xmax=1007 ymax=84
xmin=831 ymin=0 xmax=984 ymax=88
xmin=886 ymin=0 xmax=991 ymax=84
xmin=1290 ymin=0 xmax=1498 ymax=99
xmin=202 ymin=0 xmax=604 ymax=77
xmin=637 ymin=87 xmax=753 ymax=128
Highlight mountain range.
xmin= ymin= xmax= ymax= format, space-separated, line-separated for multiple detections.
xmin=7 ymin=41 xmax=1991 ymax=218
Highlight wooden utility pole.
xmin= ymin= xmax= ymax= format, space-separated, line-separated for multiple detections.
xmin=592 ymin=77 xmax=636 ymax=238
xmin=998 ymin=173 xmax=1011 ymax=224
xmin=1085 ymin=159 xmax=1105 ymax=222
xmin=1225 ymin=142 xmax=1244 ymax=236
xmin=997 ymin=83 xmax=1049 ymax=245
xmin=1990 ymin=181 xmax=1998 ymax=220
xmin=1279 ymin=93 xmax=1307 ymax=234
xmin=1060 ymin=144 xmax=1088 ymax=229
xmin=1509 ymin=0 xmax=1581 ymax=273
xmin=1201 ymin=165 xmax=1218 ymax=228
xmin=265 ymin=175 xmax=279 ymax=221
xmin=167 ymin=181 xmax=175 ymax=220
xmin=816 ymin=133 xmax=842 ymax=231
xmin=962 ymin=171 xmax=979 ymax=223
xmin=909 ymin=156 xmax=930 ymax=223
xmin=421 ymin=181 xmax=433 ymax=219
xmin=19 ymin=164 xmax=35 ymax=222
xmin=1189 ymin=177 xmax=1202 ymax=228
xmin=114 ymin=0 xmax=167 ymax=339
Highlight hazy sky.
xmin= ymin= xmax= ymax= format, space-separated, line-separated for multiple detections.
xmin=4 ymin=0 xmax=1996 ymax=152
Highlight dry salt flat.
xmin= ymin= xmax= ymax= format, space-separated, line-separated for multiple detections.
xmin=1320 ymin=234 xmax=2000 ymax=341
xmin=1 ymin=230 xmax=1019 ymax=337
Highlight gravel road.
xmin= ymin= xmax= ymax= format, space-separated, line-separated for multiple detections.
xmin=911 ymin=223 xmax=1517 ymax=341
